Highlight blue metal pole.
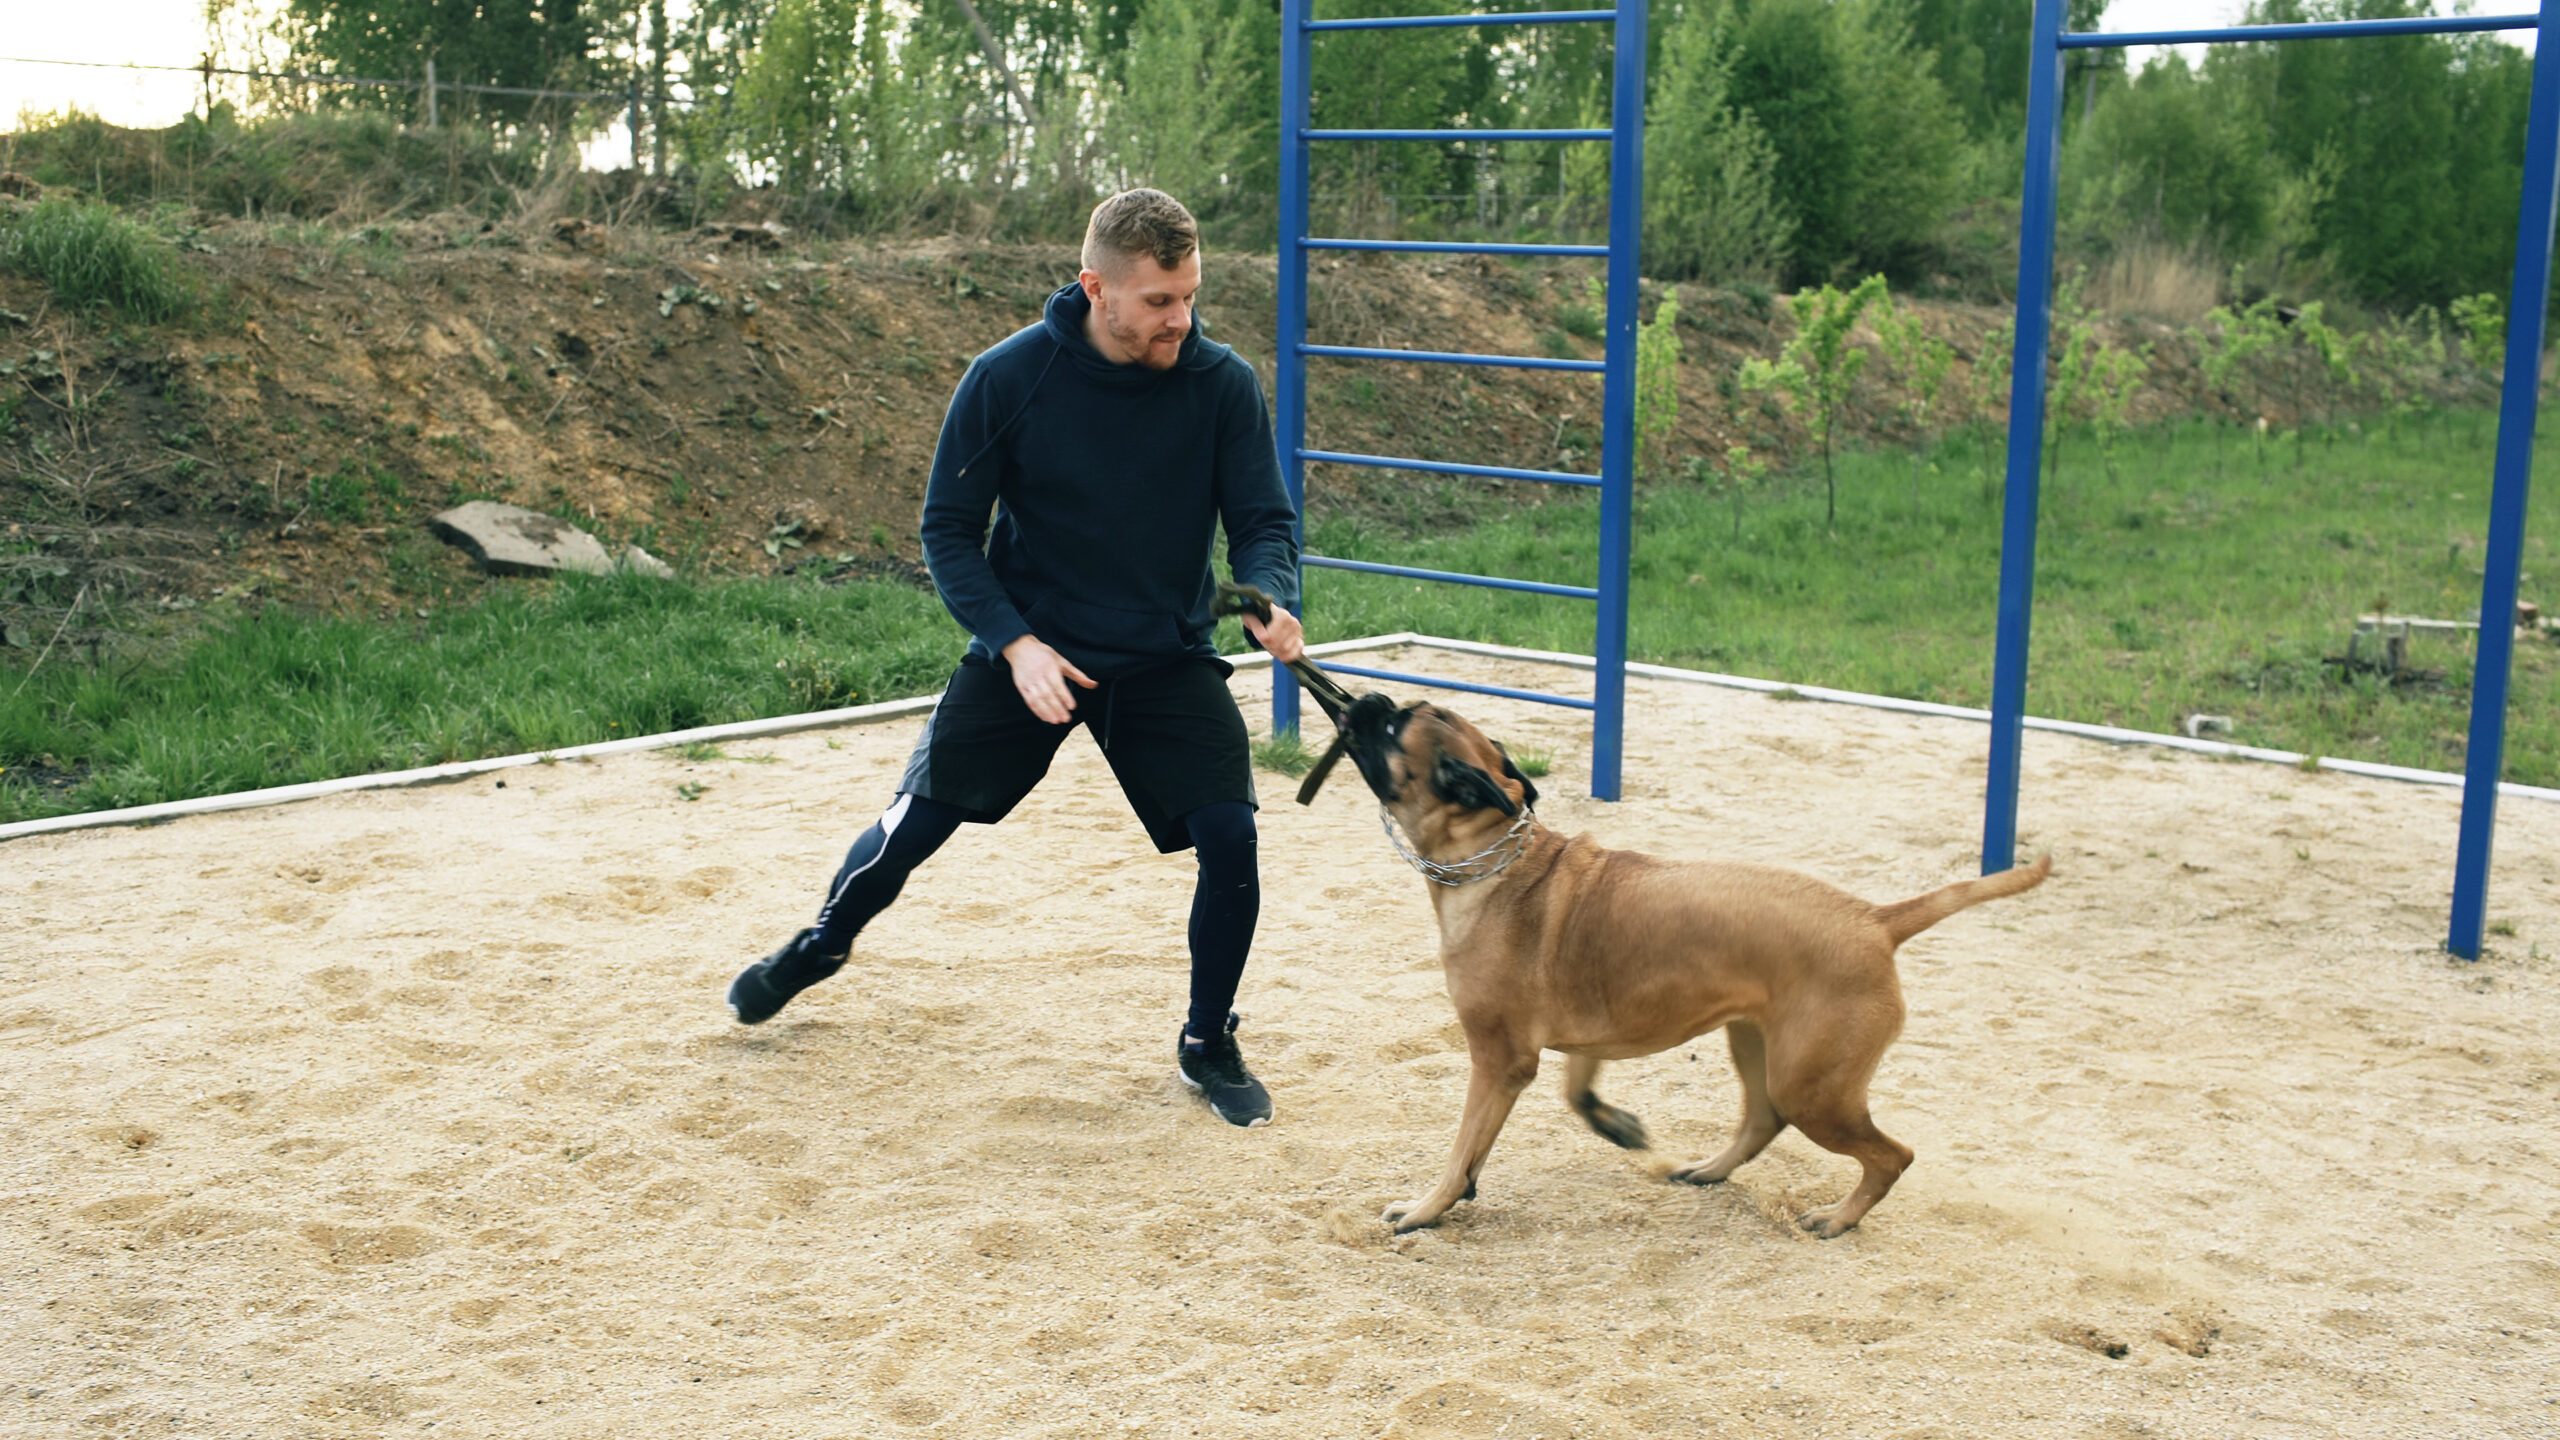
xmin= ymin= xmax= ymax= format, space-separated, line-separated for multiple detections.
xmin=1589 ymin=0 xmax=1646 ymax=803
xmin=2447 ymin=1 xmax=2560 ymax=959
xmin=1982 ymin=0 xmax=2068 ymax=875
xmin=1273 ymin=0 xmax=1312 ymax=740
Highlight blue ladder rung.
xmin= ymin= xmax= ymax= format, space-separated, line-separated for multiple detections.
xmin=1302 ymin=342 xmax=1605 ymax=374
xmin=1309 ymin=662 xmax=1599 ymax=712
xmin=1306 ymin=555 xmax=1598 ymax=599
xmin=1305 ymin=128 xmax=1612 ymax=143
xmin=1306 ymin=9 xmax=1616 ymax=31
xmin=1300 ymin=448 xmax=1601 ymax=487
xmin=2059 ymin=12 xmax=2534 ymax=48
xmin=1306 ymin=238 xmax=1610 ymax=258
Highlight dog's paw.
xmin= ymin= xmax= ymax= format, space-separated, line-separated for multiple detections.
xmin=1667 ymin=1161 xmax=1729 ymax=1186
xmin=1382 ymin=1198 xmax=1440 ymax=1233
xmin=1797 ymin=1207 xmax=1858 ymax=1239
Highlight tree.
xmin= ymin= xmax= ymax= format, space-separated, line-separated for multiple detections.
xmin=1738 ymin=274 xmax=1888 ymax=525
xmin=1643 ymin=0 xmax=1791 ymax=283
xmin=270 ymin=0 xmax=611 ymax=126
xmin=1634 ymin=289 xmax=1683 ymax=479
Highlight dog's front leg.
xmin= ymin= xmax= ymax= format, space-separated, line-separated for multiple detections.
xmin=1383 ymin=1035 xmax=1538 ymax=1233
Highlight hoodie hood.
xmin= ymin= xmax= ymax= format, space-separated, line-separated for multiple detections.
xmin=1042 ymin=282 xmax=1234 ymax=380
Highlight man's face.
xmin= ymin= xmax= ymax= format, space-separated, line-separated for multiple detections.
xmin=1080 ymin=250 xmax=1202 ymax=370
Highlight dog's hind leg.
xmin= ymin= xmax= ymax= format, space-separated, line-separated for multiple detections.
xmin=1560 ymin=1053 xmax=1649 ymax=1150
xmin=1787 ymin=1107 xmax=1912 ymax=1239
xmin=1384 ymin=1034 xmax=1539 ymax=1234
xmin=1670 ymin=1021 xmax=1786 ymax=1187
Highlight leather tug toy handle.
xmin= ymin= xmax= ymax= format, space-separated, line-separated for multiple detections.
xmin=1212 ymin=581 xmax=1362 ymax=806
xmin=1211 ymin=582 xmax=1359 ymax=721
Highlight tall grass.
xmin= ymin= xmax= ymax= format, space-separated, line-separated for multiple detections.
xmin=0 ymin=572 xmax=960 ymax=822
xmin=0 ymin=198 xmax=196 ymax=322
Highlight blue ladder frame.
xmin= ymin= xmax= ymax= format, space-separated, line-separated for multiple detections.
xmin=1274 ymin=0 xmax=1646 ymax=800
xmin=1987 ymin=2 xmax=2558 ymax=958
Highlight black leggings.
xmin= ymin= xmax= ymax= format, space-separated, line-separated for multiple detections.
xmin=810 ymin=794 xmax=1260 ymax=1042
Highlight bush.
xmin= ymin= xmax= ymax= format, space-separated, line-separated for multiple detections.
xmin=0 ymin=198 xmax=195 ymax=323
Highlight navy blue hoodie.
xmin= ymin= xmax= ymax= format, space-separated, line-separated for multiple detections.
xmin=918 ymin=282 xmax=1301 ymax=680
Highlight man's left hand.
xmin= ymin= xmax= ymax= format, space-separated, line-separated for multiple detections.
xmin=1241 ymin=606 xmax=1305 ymax=664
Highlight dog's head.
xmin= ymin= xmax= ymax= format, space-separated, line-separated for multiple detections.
xmin=1343 ymin=692 xmax=1539 ymax=842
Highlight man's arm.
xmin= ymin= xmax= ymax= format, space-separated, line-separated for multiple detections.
xmin=1215 ymin=366 xmax=1302 ymax=614
xmin=917 ymin=362 xmax=1035 ymax=658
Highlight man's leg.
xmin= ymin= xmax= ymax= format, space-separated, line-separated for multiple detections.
xmin=728 ymin=792 xmax=967 ymax=1025
xmin=1173 ymin=799 xmax=1273 ymax=1127
xmin=1179 ymin=799 xmax=1259 ymax=1045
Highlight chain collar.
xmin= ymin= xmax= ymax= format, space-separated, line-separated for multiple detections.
xmin=1381 ymin=804 xmax=1538 ymax=887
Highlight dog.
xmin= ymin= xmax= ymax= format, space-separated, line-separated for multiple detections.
xmin=1337 ymin=692 xmax=2051 ymax=1238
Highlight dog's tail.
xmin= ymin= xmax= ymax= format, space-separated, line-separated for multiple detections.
xmin=1873 ymin=853 xmax=2053 ymax=946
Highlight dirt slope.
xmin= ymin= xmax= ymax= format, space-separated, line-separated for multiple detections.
xmin=0 ymin=217 xmax=2104 ymax=617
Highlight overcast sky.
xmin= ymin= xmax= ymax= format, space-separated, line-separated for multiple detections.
xmin=0 ymin=0 xmax=2544 ymax=160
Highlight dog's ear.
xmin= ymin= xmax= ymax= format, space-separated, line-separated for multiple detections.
xmin=1431 ymin=754 xmax=1519 ymax=817
xmin=1493 ymin=742 xmax=1539 ymax=810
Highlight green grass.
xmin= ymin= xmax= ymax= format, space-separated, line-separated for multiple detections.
xmin=1301 ymin=411 xmax=2560 ymax=785
xmin=6 ymin=409 xmax=2558 ymax=822
xmin=0 ymin=572 xmax=959 ymax=822
xmin=0 ymin=198 xmax=197 ymax=323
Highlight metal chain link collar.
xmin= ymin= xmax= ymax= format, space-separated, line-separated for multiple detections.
xmin=1380 ymin=804 xmax=1538 ymax=887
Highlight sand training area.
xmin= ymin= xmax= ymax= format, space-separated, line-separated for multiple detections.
xmin=5 ymin=643 xmax=2558 ymax=1437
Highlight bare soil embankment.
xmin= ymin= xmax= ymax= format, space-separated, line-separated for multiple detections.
xmin=2 ymin=216 xmax=2227 ymax=619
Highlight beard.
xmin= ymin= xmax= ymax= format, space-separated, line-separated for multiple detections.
xmin=1098 ymin=300 xmax=1186 ymax=370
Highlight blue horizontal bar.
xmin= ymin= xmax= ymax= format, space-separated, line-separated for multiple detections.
xmin=1305 ymin=237 xmax=1611 ymax=257
xmin=1316 ymin=662 xmax=1598 ymax=712
xmin=1300 ymin=447 xmax=1602 ymax=487
xmin=1306 ymin=554 xmax=1600 ymax=598
xmin=1305 ymin=128 xmax=1612 ymax=143
xmin=2060 ymin=13 xmax=2535 ymax=48
xmin=1307 ymin=9 xmax=1615 ymax=30
xmin=1303 ymin=342 xmax=1606 ymax=373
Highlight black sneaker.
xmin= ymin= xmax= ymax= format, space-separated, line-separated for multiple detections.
xmin=1178 ymin=1012 xmax=1273 ymax=1127
xmin=727 ymin=928 xmax=846 ymax=1025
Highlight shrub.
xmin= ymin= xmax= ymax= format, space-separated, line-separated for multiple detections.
xmin=0 ymin=198 xmax=195 ymax=323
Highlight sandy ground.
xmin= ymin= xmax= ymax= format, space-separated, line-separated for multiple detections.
xmin=5 ymin=644 xmax=2559 ymax=1439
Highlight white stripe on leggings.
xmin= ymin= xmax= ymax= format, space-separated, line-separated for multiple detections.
xmin=821 ymin=792 xmax=915 ymax=914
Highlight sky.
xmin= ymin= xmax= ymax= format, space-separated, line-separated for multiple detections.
xmin=0 ymin=0 xmax=2546 ymax=160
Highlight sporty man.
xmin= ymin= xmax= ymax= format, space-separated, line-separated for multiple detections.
xmin=728 ymin=188 xmax=1305 ymax=1127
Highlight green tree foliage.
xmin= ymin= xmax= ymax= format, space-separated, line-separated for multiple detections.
xmin=1738 ymin=274 xmax=1887 ymax=524
xmin=1720 ymin=0 xmax=1961 ymax=284
xmin=269 ymin=0 xmax=610 ymax=123
xmin=1634 ymin=289 xmax=1683 ymax=479
xmin=1642 ymin=0 xmax=1790 ymax=283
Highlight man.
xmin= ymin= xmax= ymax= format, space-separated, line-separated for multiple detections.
xmin=727 ymin=189 xmax=1306 ymax=1128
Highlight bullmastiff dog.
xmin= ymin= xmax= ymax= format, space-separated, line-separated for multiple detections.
xmin=1337 ymin=692 xmax=2050 ymax=1238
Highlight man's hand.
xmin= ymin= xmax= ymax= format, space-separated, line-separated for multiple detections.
xmin=1240 ymin=605 xmax=1305 ymax=664
xmin=1002 ymin=634 xmax=1098 ymax=724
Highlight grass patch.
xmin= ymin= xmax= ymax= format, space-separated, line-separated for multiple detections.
xmin=0 ymin=198 xmax=196 ymax=323
xmin=0 ymin=571 xmax=958 ymax=823
xmin=1299 ymin=410 xmax=2560 ymax=785
xmin=1251 ymin=729 xmax=1318 ymax=777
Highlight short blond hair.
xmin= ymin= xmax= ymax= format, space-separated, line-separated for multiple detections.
xmin=1082 ymin=189 xmax=1199 ymax=275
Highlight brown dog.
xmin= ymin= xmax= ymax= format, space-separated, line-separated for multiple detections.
xmin=1338 ymin=692 xmax=2051 ymax=1238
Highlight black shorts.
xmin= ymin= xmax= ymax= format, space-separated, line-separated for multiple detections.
xmin=897 ymin=653 xmax=1256 ymax=853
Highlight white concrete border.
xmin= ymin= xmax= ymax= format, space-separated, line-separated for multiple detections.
xmin=4 ymin=629 xmax=2550 ymax=843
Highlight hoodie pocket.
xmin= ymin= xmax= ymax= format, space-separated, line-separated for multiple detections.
xmin=1024 ymin=594 xmax=1184 ymax=659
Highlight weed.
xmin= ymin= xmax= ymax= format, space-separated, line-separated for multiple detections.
xmin=1509 ymin=746 xmax=1554 ymax=778
xmin=676 ymin=741 xmax=727 ymax=762
xmin=0 ymin=199 xmax=195 ymax=323
xmin=1251 ymin=730 xmax=1316 ymax=776
xmin=675 ymin=780 xmax=706 ymax=801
